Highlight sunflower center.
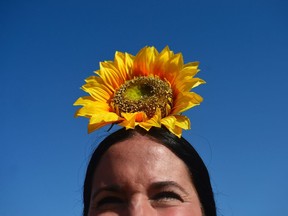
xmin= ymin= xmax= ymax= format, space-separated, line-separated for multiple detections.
xmin=124 ymin=84 xmax=154 ymax=101
xmin=112 ymin=76 xmax=173 ymax=118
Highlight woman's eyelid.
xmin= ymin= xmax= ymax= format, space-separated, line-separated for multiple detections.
xmin=148 ymin=181 xmax=189 ymax=196
xmin=92 ymin=190 xmax=124 ymax=205
xmin=151 ymin=190 xmax=184 ymax=202
xmin=97 ymin=195 xmax=124 ymax=206
xmin=91 ymin=193 xmax=127 ymax=210
xmin=91 ymin=185 xmax=125 ymax=202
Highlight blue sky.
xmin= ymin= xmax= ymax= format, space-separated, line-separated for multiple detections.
xmin=1 ymin=0 xmax=287 ymax=215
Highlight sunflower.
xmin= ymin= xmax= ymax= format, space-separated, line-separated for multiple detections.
xmin=74 ymin=46 xmax=205 ymax=137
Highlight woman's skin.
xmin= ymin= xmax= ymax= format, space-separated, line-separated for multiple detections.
xmin=88 ymin=134 xmax=202 ymax=216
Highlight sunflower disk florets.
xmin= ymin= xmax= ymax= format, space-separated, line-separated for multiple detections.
xmin=112 ymin=76 xmax=173 ymax=118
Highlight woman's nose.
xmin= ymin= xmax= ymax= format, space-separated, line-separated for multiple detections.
xmin=128 ymin=195 xmax=156 ymax=216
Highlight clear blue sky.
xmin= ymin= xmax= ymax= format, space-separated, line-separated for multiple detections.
xmin=1 ymin=0 xmax=287 ymax=215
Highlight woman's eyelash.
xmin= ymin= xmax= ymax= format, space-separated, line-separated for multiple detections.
xmin=97 ymin=196 xmax=124 ymax=207
xmin=152 ymin=191 xmax=184 ymax=202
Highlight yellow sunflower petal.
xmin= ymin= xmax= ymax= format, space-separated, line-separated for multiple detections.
xmin=162 ymin=53 xmax=184 ymax=85
xmin=97 ymin=61 xmax=125 ymax=90
xmin=114 ymin=51 xmax=134 ymax=81
xmin=175 ymin=77 xmax=206 ymax=93
xmin=90 ymin=112 xmax=121 ymax=123
xmin=172 ymin=63 xmax=201 ymax=93
xmin=87 ymin=111 xmax=123 ymax=133
xmin=153 ymin=46 xmax=173 ymax=78
xmin=169 ymin=53 xmax=184 ymax=71
xmin=170 ymin=126 xmax=183 ymax=138
xmin=119 ymin=112 xmax=139 ymax=129
xmin=161 ymin=116 xmax=182 ymax=138
xmin=174 ymin=115 xmax=191 ymax=130
xmin=161 ymin=115 xmax=176 ymax=130
xmin=82 ymin=76 xmax=112 ymax=102
xmin=179 ymin=62 xmax=199 ymax=77
xmin=88 ymin=122 xmax=114 ymax=133
xmin=74 ymin=96 xmax=109 ymax=117
xmin=133 ymin=46 xmax=158 ymax=76
xmin=139 ymin=108 xmax=162 ymax=130
xmin=73 ymin=96 xmax=94 ymax=107
xmin=172 ymin=92 xmax=203 ymax=114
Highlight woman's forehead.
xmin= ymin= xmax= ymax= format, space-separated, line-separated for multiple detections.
xmin=104 ymin=134 xmax=169 ymax=158
xmin=99 ymin=134 xmax=181 ymax=166
xmin=93 ymin=134 xmax=191 ymax=186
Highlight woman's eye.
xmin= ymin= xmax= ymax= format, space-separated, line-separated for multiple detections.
xmin=152 ymin=191 xmax=183 ymax=202
xmin=96 ymin=196 xmax=124 ymax=208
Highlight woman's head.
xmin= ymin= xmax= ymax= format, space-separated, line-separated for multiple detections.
xmin=83 ymin=127 xmax=216 ymax=216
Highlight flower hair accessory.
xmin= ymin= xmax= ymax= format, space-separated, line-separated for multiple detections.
xmin=74 ymin=46 xmax=205 ymax=137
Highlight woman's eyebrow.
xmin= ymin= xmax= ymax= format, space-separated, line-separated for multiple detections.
xmin=91 ymin=184 xmax=122 ymax=201
xmin=149 ymin=181 xmax=189 ymax=195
